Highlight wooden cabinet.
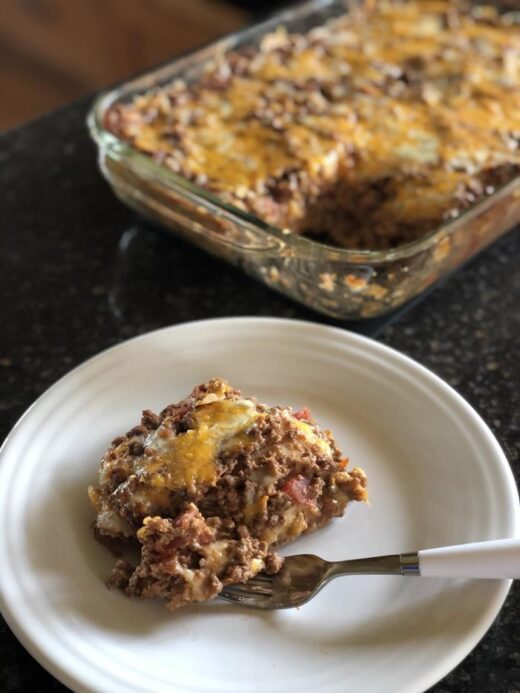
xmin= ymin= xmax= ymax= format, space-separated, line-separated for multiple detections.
xmin=0 ymin=0 xmax=245 ymax=130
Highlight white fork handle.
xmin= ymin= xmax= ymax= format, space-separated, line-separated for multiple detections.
xmin=418 ymin=538 xmax=520 ymax=579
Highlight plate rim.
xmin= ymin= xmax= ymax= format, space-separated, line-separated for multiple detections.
xmin=0 ymin=316 xmax=518 ymax=693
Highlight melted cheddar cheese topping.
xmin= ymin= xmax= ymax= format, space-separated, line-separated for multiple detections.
xmin=142 ymin=399 xmax=258 ymax=490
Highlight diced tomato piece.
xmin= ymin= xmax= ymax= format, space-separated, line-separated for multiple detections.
xmin=293 ymin=407 xmax=312 ymax=421
xmin=281 ymin=475 xmax=311 ymax=505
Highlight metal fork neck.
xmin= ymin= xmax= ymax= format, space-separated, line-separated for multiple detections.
xmin=329 ymin=552 xmax=420 ymax=577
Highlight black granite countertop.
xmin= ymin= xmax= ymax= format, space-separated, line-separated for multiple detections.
xmin=1 ymin=98 xmax=518 ymax=692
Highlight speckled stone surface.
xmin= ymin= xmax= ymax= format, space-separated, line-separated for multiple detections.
xmin=0 ymin=98 xmax=518 ymax=692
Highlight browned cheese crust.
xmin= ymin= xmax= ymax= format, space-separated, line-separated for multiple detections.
xmin=89 ymin=379 xmax=367 ymax=609
xmin=106 ymin=0 xmax=520 ymax=250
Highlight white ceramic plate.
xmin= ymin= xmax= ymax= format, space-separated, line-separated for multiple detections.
xmin=0 ymin=318 xmax=518 ymax=693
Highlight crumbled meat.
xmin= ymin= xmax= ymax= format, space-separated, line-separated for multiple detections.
xmin=89 ymin=379 xmax=368 ymax=609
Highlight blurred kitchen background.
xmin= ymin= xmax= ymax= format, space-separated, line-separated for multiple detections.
xmin=0 ymin=0 xmax=288 ymax=132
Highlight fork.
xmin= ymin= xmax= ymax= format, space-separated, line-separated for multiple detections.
xmin=220 ymin=538 xmax=520 ymax=609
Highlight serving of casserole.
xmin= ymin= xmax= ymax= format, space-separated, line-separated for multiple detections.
xmin=88 ymin=379 xmax=367 ymax=609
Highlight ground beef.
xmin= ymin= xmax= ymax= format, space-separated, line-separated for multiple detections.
xmin=88 ymin=379 xmax=368 ymax=609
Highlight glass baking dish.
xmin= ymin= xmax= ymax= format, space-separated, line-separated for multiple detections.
xmin=88 ymin=0 xmax=520 ymax=320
